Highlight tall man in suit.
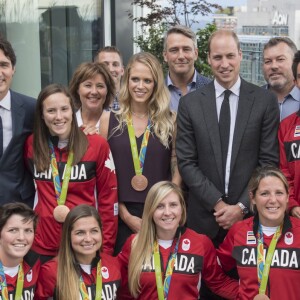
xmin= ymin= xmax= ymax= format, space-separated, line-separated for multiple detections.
xmin=163 ymin=25 xmax=211 ymax=111
xmin=176 ymin=30 xmax=279 ymax=244
xmin=0 ymin=37 xmax=35 ymax=206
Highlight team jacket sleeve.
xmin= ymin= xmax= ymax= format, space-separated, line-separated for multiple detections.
xmin=34 ymin=259 xmax=57 ymax=300
xmin=96 ymin=138 xmax=118 ymax=255
xmin=216 ymin=224 xmax=238 ymax=273
xmin=202 ymin=235 xmax=238 ymax=299
xmin=117 ymin=235 xmax=134 ymax=300
xmin=278 ymin=121 xmax=297 ymax=209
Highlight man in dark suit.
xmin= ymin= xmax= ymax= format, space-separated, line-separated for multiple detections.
xmin=0 ymin=37 xmax=35 ymax=206
xmin=163 ymin=25 xmax=211 ymax=112
xmin=177 ymin=29 xmax=279 ymax=243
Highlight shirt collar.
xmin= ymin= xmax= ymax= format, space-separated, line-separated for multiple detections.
xmin=287 ymin=86 xmax=300 ymax=102
xmin=253 ymin=213 xmax=292 ymax=236
xmin=214 ymin=77 xmax=241 ymax=98
xmin=166 ymin=70 xmax=197 ymax=87
xmin=0 ymin=90 xmax=11 ymax=110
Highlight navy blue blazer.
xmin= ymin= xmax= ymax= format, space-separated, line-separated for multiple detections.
xmin=0 ymin=90 xmax=36 ymax=206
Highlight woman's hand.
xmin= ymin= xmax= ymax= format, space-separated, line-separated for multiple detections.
xmin=81 ymin=124 xmax=99 ymax=135
xmin=119 ymin=202 xmax=142 ymax=233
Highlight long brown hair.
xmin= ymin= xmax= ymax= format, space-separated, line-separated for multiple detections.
xmin=56 ymin=204 xmax=102 ymax=300
xmin=33 ymin=83 xmax=88 ymax=172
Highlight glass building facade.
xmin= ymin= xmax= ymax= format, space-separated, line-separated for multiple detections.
xmin=0 ymin=0 xmax=133 ymax=98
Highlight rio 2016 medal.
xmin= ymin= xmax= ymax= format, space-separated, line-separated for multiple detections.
xmin=253 ymin=294 xmax=270 ymax=300
xmin=53 ymin=205 xmax=70 ymax=223
xmin=131 ymin=174 xmax=148 ymax=191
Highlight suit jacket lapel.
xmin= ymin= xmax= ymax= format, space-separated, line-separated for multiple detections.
xmin=230 ymin=80 xmax=255 ymax=170
xmin=201 ymin=83 xmax=224 ymax=183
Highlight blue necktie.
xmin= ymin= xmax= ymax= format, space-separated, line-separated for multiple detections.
xmin=219 ymin=90 xmax=232 ymax=178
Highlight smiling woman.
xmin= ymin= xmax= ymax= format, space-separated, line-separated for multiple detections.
xmin=118 ymin=181 xmax=238 ymax=300
xmin=24 ymin=83 xmax=118 ymax=262
xmin=0 ymin=203 xmax=39 ymax=300
xmin=69 ymin=62 xmax=115 ymax=133
xmin=100 ymin=52 xmax=182 ymax=255
xmin=35 ymin=205 xmax=121 ymax=300
xmin=217 ymin=166 xmax=300 ymax=300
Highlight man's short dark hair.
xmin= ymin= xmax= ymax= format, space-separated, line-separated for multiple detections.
xmin=263 ymin=37 xmax=297 ymax=55
xmin=292 ymin=50 xmax=300 ymax=80
xmin=0 ymin=37 xmax=16 ymax=67
xmin=94 ymin=46 xmax=123 ymax=64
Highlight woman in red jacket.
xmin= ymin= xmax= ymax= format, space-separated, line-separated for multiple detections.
xmin=118 ymin=181 xmax=238 ymax=300
xmin=24 ymin=84 xmax=117 ymax=262
xmin=35 ymin=204 xmax=121 ymax=300
xmin=0 ymin=203 xmax=40 ymax=299
xmin=217 ymin=166 xmax=300 ymax=300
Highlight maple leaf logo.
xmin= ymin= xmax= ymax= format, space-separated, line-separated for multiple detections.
xmin=105 ymin=151 xmax=116 ymax=174
xmin=286 ymin=233 xmax=292 ymax=238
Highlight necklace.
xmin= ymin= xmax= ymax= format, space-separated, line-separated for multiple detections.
xmin=131 ymin=111 xmax=148 ymax=119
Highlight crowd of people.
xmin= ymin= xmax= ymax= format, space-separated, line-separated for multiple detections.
xmin=1 ymin=23 xmax=300 ymax=300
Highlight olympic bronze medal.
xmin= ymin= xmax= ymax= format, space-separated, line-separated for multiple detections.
xmin=53 ymin=205 xmax=70 ymax=223
xmin=253 ymin=294 xmax=270 ymax=300
xmin=131 ymin=174 xmax=148 ymax=191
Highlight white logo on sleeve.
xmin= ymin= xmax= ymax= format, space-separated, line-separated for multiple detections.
xmin=182 ymin=239 xmax=191 ymax=251
xmin=105 ymin=152 xmax=116 ymax=173
xmin=26 ymin=269 xmax=33 ymax=282
xmin=101 ymin=266 xmax=109 ymax=279
xmin=285 ymin=232 xmax=293 ymax=245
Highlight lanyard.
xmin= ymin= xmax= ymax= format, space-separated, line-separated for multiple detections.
xmin=153 ymin=238 xmax=180 ymax=300
xmin=257 ymin=223 xmax=282 ymax=295
xmin=79 ymin=260 xmax=102 ymax=300
xmin=126 ymin=114 xmax=151 ymax=175
xmin=48 ymin=140 xmax=74 ymax=205
xmin=0 ymin=261 xmax=24 ymax=300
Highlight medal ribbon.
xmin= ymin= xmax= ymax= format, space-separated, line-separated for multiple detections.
xmin=48 ymin=140 xmax=74 ymax=206
xmin=0 ymin=260 xmax=24 ymax=300
xmin=126 ymin=114 xmax=151 ymax=175
xmin=153 ymin=238 xmax=180 ymax=300
xmin=79 ymin=260 xmax=102 ymax=300
xmin=257 ymin=223 xmax=282 ymax=295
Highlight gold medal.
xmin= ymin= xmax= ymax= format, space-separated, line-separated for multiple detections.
xmin=253 ymin=294 xmax=270 ymax=300
xmin=131 ymin=174 xmax=148 ymax=191
xmin=53 ymin=205 xmax=70 ymax=223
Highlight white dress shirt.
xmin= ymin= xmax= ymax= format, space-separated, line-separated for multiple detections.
xmin=215 ymin=77 xmax=241 ymax=194
xmin=0 ymin=90 xmax=12 ymax=154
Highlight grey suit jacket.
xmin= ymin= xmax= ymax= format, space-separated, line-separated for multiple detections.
xmin=0 ymin=90 xmax=35 ymax=206
xmin=176 ymin=79 xmax=279 ymax=239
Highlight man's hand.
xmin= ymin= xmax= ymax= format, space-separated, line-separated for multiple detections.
xmin=214 ymin=205 xmax=243 ymax=230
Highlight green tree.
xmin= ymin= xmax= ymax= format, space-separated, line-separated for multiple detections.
xmin=129 ymin=0 xmax=220 ymax=28
xmin=130 ymin=0 xmax=219 ymax=77
xmin=195 ymin=23 xmax=217 ymax=77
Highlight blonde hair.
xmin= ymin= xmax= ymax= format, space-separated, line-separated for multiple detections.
xmin=128 ymin=181 xmax=186 ymax=297
xmin=56 ymin=205 xmax=102 ymax=300
xmin=113 ymin=52 xmax=175 ymax=148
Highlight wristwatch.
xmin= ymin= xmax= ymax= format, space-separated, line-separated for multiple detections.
xmin=237 ymin=202 xmax=249 ymax=215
